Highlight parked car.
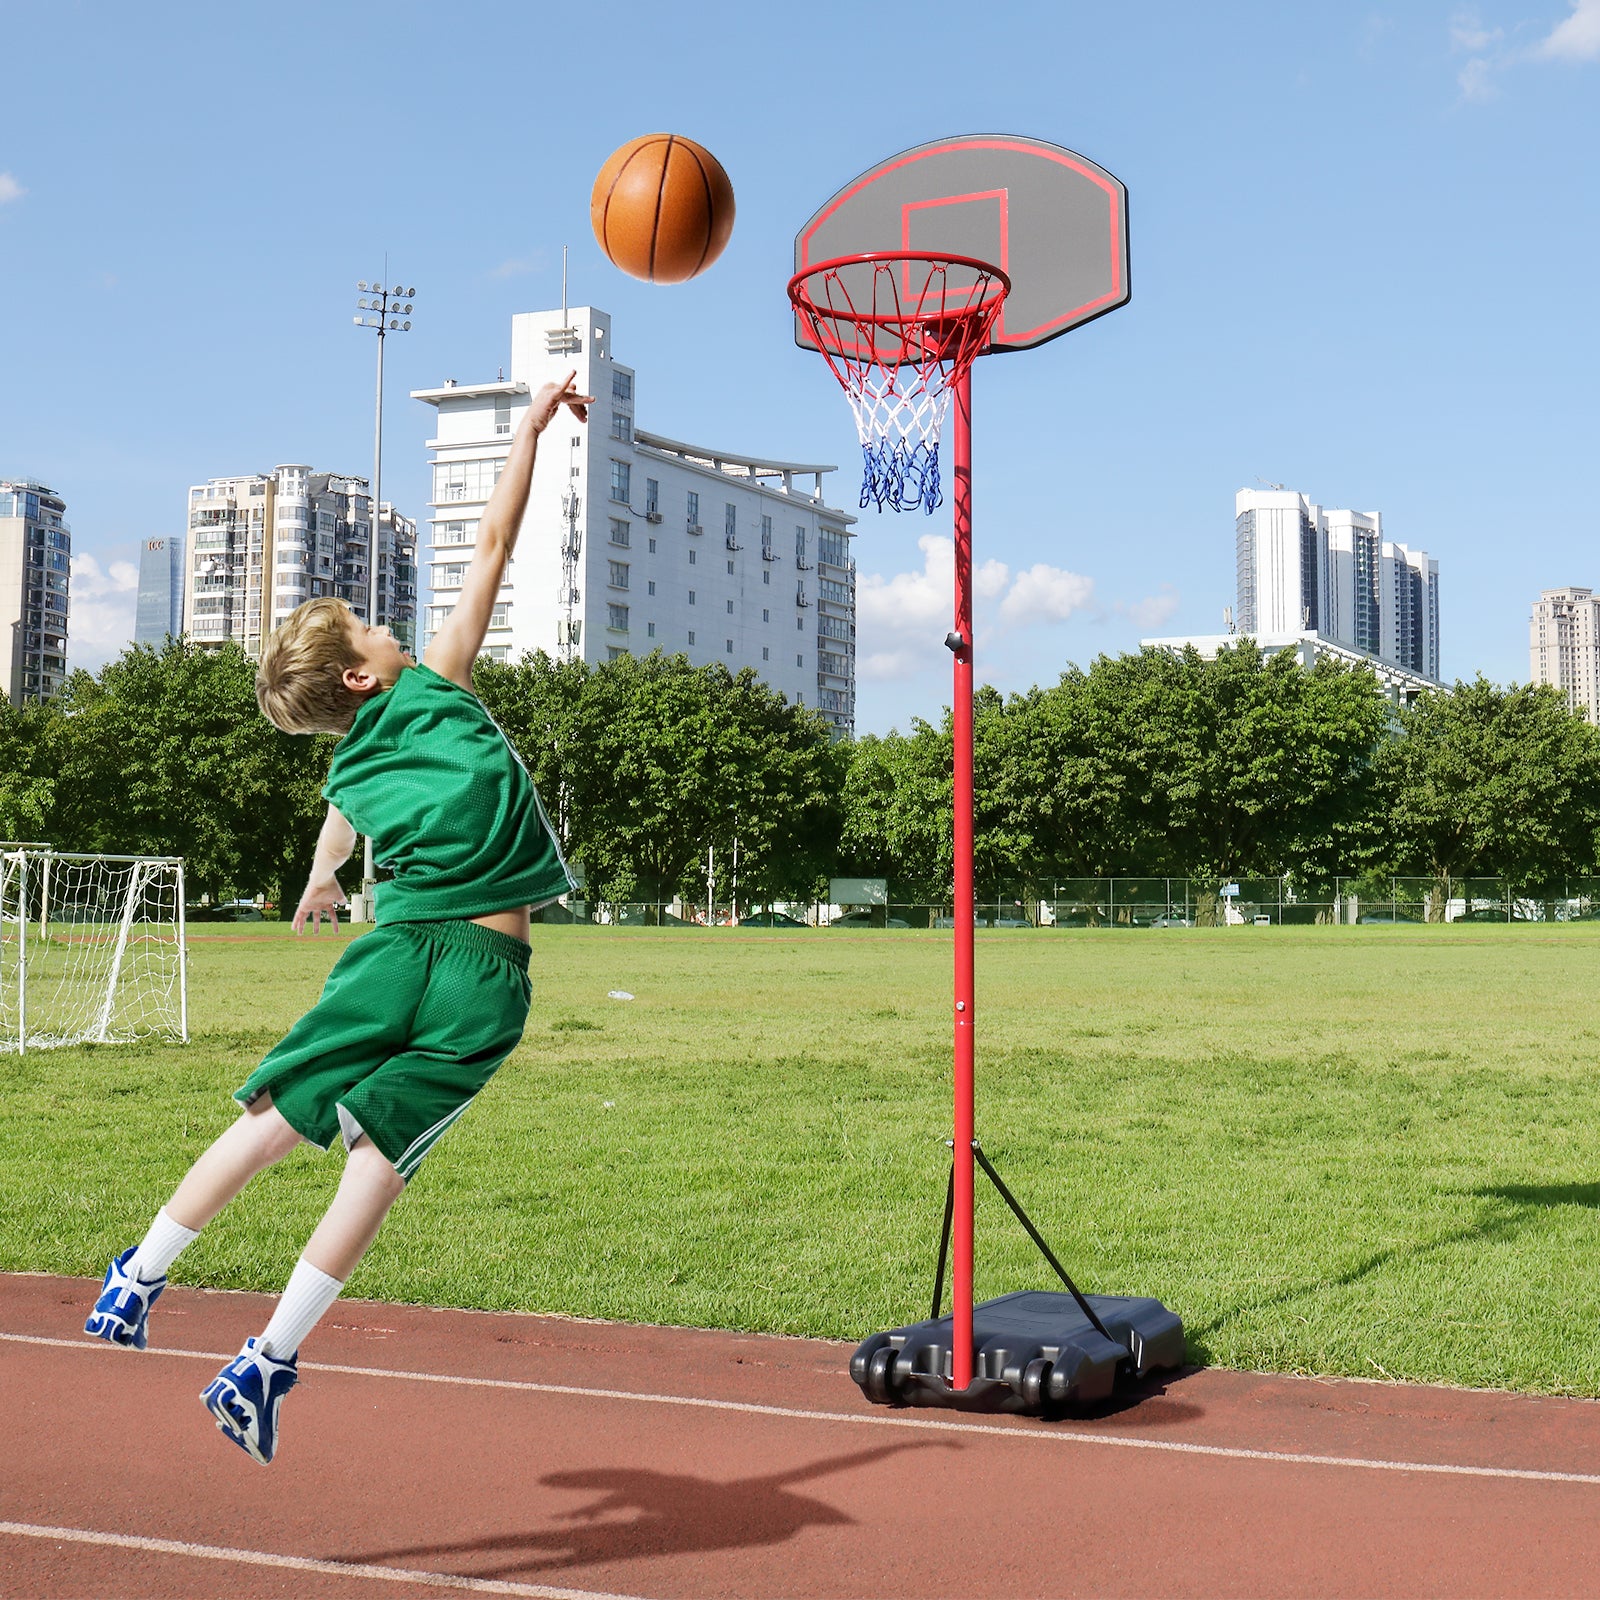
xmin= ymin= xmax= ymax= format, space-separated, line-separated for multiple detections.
xmin=738 ymin=910 xmax=808 ymax=928
xmin=831 ymin=910 xmax=910 ymax=928
xmin=1148 ymin=914 xmax=1194 ymax=928
xmin=188 ymin=901 xmax=264 ymax=922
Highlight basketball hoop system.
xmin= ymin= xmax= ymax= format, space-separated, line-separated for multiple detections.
xmin=788 ymin=253 xmax=1009 ymax=515
xmin=791 ymin=140 xmax=1180 ymax=1416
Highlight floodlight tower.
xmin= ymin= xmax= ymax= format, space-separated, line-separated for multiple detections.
xmin=351 ymin=274 xmax=416 ymax=920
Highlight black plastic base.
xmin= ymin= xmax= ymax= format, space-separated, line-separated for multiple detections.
xmin=851 ymin=1290 xmax=1185 ymax=1414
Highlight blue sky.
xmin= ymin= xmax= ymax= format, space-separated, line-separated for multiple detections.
xmin=2 ymin=0 xmax=1596 ymax=733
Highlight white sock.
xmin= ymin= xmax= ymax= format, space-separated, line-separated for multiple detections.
xmin=258 ymin=1260 xmax=344 ymax=1360
xmin=129 ymin=1209 xmax=199 ymax=1283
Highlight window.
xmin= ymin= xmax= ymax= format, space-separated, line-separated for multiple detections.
xmin=795 ymin=526 xmax=808 ymax=564
xmin=688 ymin=630 xmax=696 ymax=645
xmin=608 ymin=561 xmax=630 ymax=589
xmin=797 ymin=616 xmax=804 ymax=629
xmin=434 ymin=563 xmax=467 ymax=588
xmin=689 ymin=549 xmax=696 ymax=565
xmin=608 ymin=603 xmax=629 ymax=631
xmin=726 ymin=599 xmax=734 ymax=614
xmin=725 ymin=503 xmax=737 ymax=537
xmin=726 ymin=559 xmax=735 ymax=575
xmin=762 ymin=569 xmax=770 ymax=586
xmin=797 ymin=654 xmax=804 ymax=668
xmin=435 ymin=519 xmax=477 ymax=546
xmin=725 ymin=639 xmax=733 ymax=653
xmin=433 ymin=459 xmax=503 ymax=503
xmin=647 ymin=580 xmax=656 ymax=596
xmin=687 ymin=490 xmax=699 ymax=526
xmin=762 ymin=646 xmax=770 ymax=661
xmin=761 ymin=514 xmax=773 ymax=541
xmin=645 ymin=478 xmax=659 ymax=514
xmin=610 ymin=412 xmax=632 ymax=442
xmin=688 ymin=589 xmax=696 ymax=605
xmin=607 ymin=646 xmax=628 ymax=661
xmin=648 ymin=537 xmax=656 ymax=554
xmin=494 ymin=399 xmax=511 ymax=436
xmin=609 ymin=461 xmax=630 ymax=502
xmin=762 ymin=608 xmax=769 ymax=622
xmin=613 ymin=370 xmax=633 ymax=402
xmin=609 ymin=518 xmax=630 ymax=546
xmin=647 ymin=621 xmax=656 ymax=638
xmin=819 ymin=528 xmax=850 ymax=567
xmin=821 ymin=577 xmax=851 ymax=603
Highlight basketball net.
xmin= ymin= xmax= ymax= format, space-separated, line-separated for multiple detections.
xmin=789 ymin=254 xmax=1009 ymax=514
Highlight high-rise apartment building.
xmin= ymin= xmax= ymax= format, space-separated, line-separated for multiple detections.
xmin=412 ymin=306 xmax=858 ymax=736
xmin=1235 ymin=488 xmax=1440 ymax=681
xmin=134 ymin=535 xmax=186 ymax=646
xmin=1531 ymin=587 xmax=1600 ymax=724
xmin=0 ymin=479 xmax=71 ymax=705
xmin=182 ymin=466 xmax=416 ymax=658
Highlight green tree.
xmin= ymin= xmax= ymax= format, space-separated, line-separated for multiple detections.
xmin=1381 ymin=678 xmax=1600 ymax=920
xmin=49 ymin=641 xmax=332 ymax=903
xmin=506 ymin=650 xmax=839 ymax=913
xmin=0 ymin=696 xmax=61 ymax=843
xmin=1085 ymin=643 xmax=1390 ymax=919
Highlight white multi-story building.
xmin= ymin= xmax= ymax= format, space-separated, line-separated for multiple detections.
xmin=411 ymin=305 xmax=857 ymax=736
xmin=1235 ymin=488 xmax=1440 ymax=682
xmin=0 ymin=479 xmax=70 ymax=705
xmin=182 ymin=467 xmax=416 ymax=658
xmin=1531 ymin=587 xmax=1600 ymax=724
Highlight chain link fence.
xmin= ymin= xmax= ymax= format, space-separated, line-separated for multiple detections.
xmin=545 ymin=877 xmax=1600 ymax=929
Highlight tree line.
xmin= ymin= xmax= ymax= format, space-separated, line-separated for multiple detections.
xmin=4 ymin=637 xmax=1598 ymax=919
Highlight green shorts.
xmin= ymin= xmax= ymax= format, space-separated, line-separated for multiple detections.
xmin=235 ymin=919 xmax=532 ymax=1182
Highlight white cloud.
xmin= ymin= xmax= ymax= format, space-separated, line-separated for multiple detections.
xmin=1536 ymin=0 xmax=1600 ymax=58
xmin=67 ymin=551 xmax=140 ymax=673
xmin=1458 ymin=55 xmax=1501 ymax=96
xmin=1116 ymin=586 xmax=1182 ymax=632
xmin=489 ymin=252 xmax=547 ymax=279
xmin=997 ymin=562 xmax=1097 ymax=628
xmin=0 ymin=172 xmax=25 ymax=205
xmin=1450 ymin=9 xmax=1503 ymax=50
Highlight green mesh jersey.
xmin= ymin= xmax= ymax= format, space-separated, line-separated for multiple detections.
xmin=323 ymin=664 xmax=574 ymax=924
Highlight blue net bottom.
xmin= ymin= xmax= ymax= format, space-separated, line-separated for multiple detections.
xmin=861 ymin=439 xmax=942 ymax=515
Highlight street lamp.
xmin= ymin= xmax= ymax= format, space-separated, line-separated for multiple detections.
xmin=350 ymin=274 xmax=417 ymax=920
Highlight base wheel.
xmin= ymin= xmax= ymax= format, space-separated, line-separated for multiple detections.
xmin=864 ymin=1344 xmax=899 ymax=1405
xmin=1021 ymin=1356 xmax=1053 ymax=1412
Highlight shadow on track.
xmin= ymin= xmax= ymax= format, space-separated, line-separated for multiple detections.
xmin=333 ymin=1439 xmax=955 ymax=1579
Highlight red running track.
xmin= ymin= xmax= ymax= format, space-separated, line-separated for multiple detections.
xmin=5 ymin=1270 xmax=1600 ymax=1599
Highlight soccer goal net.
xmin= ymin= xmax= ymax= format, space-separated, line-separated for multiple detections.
xmin=0 ymin=848 xmax=188 ymax=1053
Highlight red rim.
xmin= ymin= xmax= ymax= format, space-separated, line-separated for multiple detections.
xmin=787 ymin=251 xmax=1012 ymax=324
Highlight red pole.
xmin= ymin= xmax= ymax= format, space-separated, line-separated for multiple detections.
xmin=950 ymin=366 xmax=975 ymax=1391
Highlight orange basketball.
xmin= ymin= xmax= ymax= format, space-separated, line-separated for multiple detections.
xmin=590 ymin=134 xmax=736 ymax=284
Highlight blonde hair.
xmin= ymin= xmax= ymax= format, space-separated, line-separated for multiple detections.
xmin=255 ymin=598 xmax=370 ymax=734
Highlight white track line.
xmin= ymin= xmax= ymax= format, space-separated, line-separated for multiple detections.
xmin=0 ymin=1520 xmax=649 ymax=1599
xmin=7 ymin=1330 xmax=1600 ymax=1488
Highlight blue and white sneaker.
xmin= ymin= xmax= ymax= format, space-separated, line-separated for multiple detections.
xmin=84 ymin=1247 xmax=164 ymax=1350
xmin=201 ymin=1338 xmax=299 ymax=1465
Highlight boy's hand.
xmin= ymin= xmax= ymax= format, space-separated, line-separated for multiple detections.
xmin=294 ymin=874 xmax=347 ymax=935
xmin=528 ymin=371 xmax=593 ymax=431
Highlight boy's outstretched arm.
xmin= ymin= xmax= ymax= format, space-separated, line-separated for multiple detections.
xmin=423 ymin=371 xmax=592 ymax=690
xmin=294 ymin=804 xmax=356 ymax=934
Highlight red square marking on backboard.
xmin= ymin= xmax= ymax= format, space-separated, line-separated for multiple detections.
xmin=903 ymin=190 xmax=1009 ymax=340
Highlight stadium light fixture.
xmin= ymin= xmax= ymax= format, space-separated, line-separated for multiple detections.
xmin=349 ymin=267 xmax=418 ymax=921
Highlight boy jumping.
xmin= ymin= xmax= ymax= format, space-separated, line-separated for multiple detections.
xmin=84 ymin=372 xmax=592 ymax=1464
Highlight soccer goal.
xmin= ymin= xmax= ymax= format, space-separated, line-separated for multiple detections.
xmin=0 ymin=848 xmax=188 ymax=1053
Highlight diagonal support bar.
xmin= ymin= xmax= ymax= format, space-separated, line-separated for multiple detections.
xmin=929 ymin=1142 xmax=1113 ymax=1344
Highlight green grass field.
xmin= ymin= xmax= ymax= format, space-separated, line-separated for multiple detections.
xmin=5 ymin=922 xmax=1600 ymax=1396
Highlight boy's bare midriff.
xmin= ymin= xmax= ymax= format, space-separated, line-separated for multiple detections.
xmin=470 ymin=906 xmax=531 ymax=943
